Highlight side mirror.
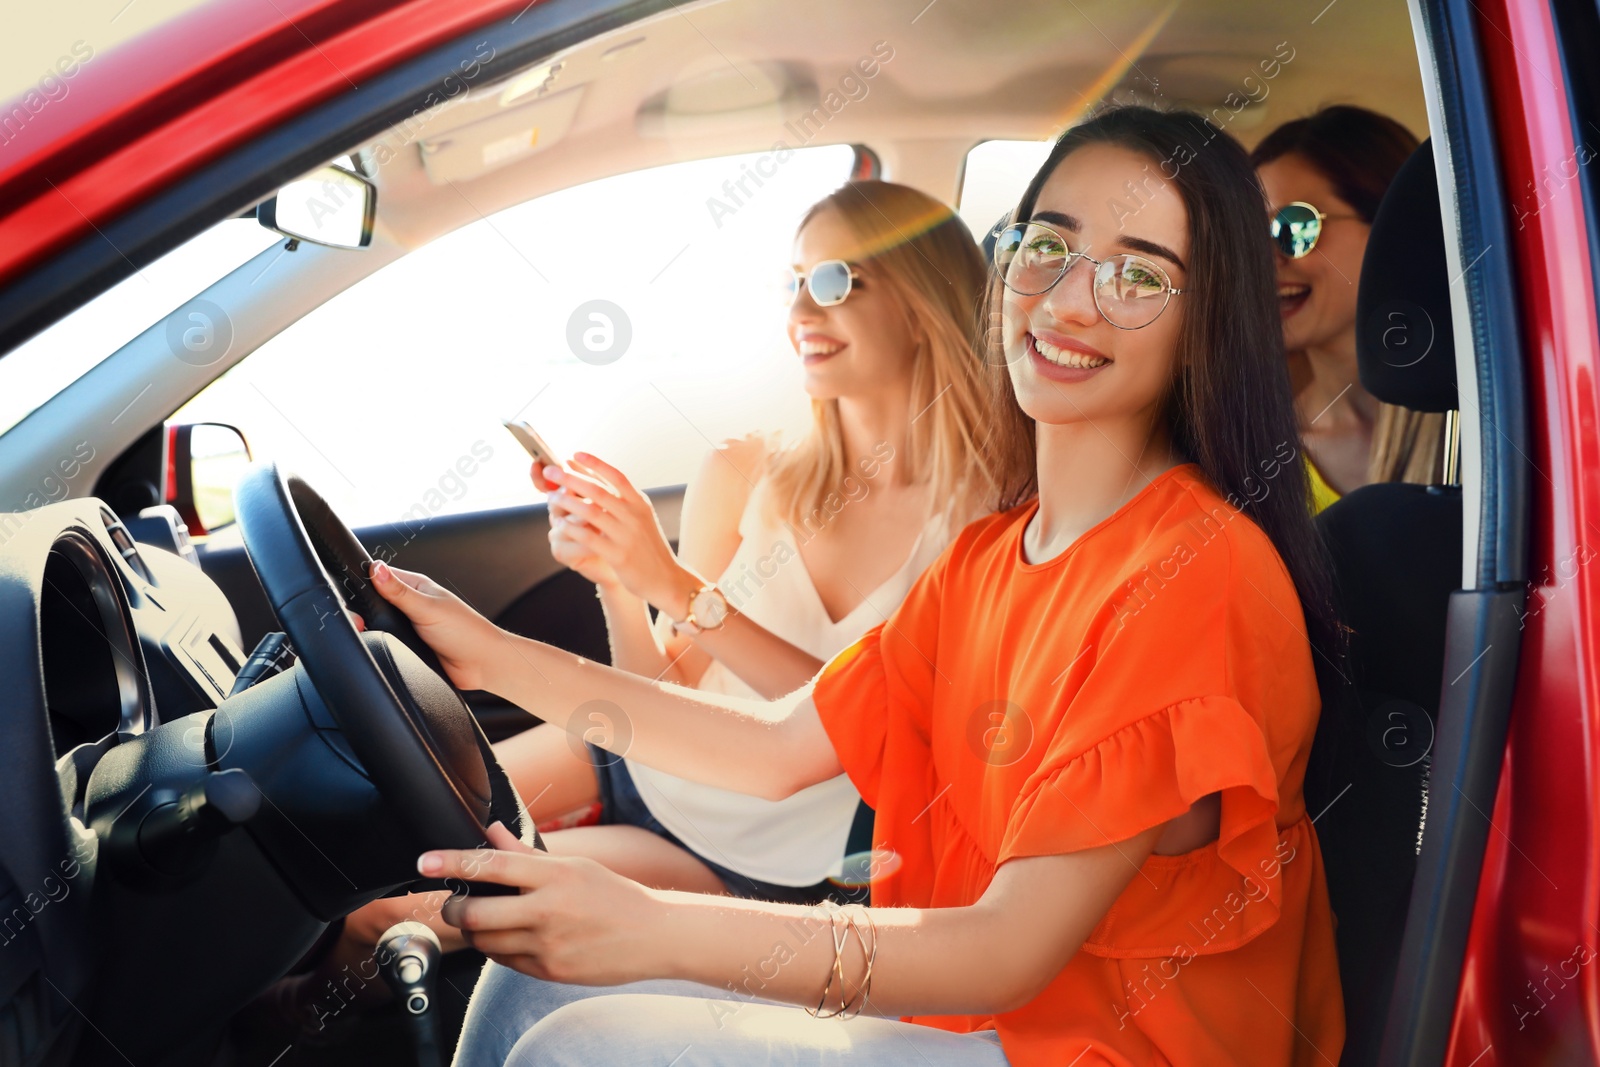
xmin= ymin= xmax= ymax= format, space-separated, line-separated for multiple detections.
xmin=257 ymin=164 xmax=376 ymax=249
xmin=166 ymin=423 xmax=253 ymax=535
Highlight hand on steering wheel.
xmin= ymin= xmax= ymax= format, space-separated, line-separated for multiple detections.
xmin=368 ymin=561 xmax=503 ymax=692
xmin=425 ymin=821 xmax=667 ymax=986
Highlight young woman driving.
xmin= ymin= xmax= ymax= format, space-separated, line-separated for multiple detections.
xmin=1252 ymin=105 xmax=1438 ymax=508
xmin=369 ymin=106 xmax=1346 ymax=1066
xmin=338 ymin=181 xmax=999 ymax=972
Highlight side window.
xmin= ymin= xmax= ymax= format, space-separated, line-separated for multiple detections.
xmin=174 ymin=145 xmax=854 ymax=528
xmin=957 ymin=139 xmax=1054 ymax=241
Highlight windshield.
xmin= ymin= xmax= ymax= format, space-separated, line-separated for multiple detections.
xmin=0 ymin=217 xmax=281 ymax=437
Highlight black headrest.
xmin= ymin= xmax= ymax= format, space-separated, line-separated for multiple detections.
xmin=1355 ymin=139 xmax=1459 ymax=412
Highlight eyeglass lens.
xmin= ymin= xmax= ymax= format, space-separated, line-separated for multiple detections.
xmin=995 ymin=224 xmax=1174 ymax=329
xmin=1271 ymin=204 xmax=1323 ymax=259
xmin=786 ymin=260 xmax=854 ymax=306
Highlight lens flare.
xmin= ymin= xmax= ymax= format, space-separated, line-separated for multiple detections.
xmin=829 ymin=848 xmax=903 ymax=889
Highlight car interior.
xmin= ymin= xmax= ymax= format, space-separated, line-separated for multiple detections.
xmin=0 ymin=0 xmax=1536 ymax=1064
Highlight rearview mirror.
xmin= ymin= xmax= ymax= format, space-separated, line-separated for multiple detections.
xmin=166 ymin=422 xmax=253 ymax=534
xmin=257 ymin=164 xmax=376 ymax=249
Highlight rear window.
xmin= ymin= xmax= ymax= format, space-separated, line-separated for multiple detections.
xmin=958 ymin=139 xmax=1054 ymax=240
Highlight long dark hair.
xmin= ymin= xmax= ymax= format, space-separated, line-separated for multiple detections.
xmin=979 ymin=105 xmax=1347 ymax=704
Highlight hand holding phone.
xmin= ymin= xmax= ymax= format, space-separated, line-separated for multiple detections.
xmin=501 ymin=420 xmax=562 ymax=491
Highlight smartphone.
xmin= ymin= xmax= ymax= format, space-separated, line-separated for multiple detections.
xmin=502 ymin=420 xmax=565 ymax=494
xmin=502 ymin=419 xmax=561 ymax=467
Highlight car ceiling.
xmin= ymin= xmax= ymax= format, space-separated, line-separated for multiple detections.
xmin=354 ymin=0 xmax=1426 ymax=251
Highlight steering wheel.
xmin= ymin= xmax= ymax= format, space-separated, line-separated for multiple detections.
xmin=234 ymin=462 xmax=529 ymax=852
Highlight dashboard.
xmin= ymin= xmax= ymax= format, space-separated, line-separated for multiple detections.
xmin=0 ymin=496 xmax=252 ymax=1066
xmin=3 ymin=488 xmax=523 ymax=1067
xmin=35 ymin=503 xmax=247 ymax=762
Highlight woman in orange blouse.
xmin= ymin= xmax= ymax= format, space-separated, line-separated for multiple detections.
xmin=366 ymin=105 xmax=1346 ymax=1066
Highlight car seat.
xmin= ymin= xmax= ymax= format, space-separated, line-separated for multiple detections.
xmin=1308 ymin=139 xmax=1462 ymax=1066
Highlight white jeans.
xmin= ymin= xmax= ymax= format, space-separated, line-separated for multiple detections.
xmin=453 ymin=961 xmax=1010 ymax=1067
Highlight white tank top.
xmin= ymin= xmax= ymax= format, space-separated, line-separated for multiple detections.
xmin=626 ymin=479 xmax=958 ymax=886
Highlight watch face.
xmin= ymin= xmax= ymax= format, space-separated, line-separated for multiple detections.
xmin=691 ymin=587 xmax=728 ymax=628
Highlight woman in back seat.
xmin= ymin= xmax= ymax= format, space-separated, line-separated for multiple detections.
xmin=1253 ymin=106 xmax=1440 ymax=509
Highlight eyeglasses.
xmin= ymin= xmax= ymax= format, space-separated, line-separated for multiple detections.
xmin=994 ymin=222 xmax=1184 ymax=331
xmin=1269 ymin=201 xmax=1361 ymax=259
xmin=785 ymin=259 xmax=861 ymax=307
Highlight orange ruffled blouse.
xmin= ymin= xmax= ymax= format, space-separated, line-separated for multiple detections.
xmin=812 ymin=464 xmax=1344 ymax=1067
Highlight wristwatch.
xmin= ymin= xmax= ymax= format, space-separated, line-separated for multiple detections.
xmin=672 ymin=583 xmax=731 ymax=635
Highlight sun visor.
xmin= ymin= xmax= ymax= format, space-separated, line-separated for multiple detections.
xmin=419 ymin=85 xmax=585 ymax=184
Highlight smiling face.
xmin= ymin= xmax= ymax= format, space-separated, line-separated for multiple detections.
xmin=786 ymin=207 xmax=920 ymax=400
xmin=1256 ymin=152 xmax=1370 ymax=353
xmin=1002 ymin=142 xmax=1190 ymax=433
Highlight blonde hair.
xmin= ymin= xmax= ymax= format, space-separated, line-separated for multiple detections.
xmin=1369 ymin=403 xmax=1444 ymax=484
xmin=761 ymin=181 xmax=1001 ymax=531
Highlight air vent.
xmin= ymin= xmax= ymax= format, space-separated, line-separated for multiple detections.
xmin=100 ymin=507 xmax=154 ymax=584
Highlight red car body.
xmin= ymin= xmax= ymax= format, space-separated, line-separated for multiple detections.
xmin=0 ymin=0 xmax=529 ymax=291
xmin=1449 ymin=1 xmax=1600 ymax=1064
xmin=1 ymin=1 xmax=1595 ymax=1063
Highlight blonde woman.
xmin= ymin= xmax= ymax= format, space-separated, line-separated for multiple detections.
xmin=339 ymin=180 xmax=1000 ymax=961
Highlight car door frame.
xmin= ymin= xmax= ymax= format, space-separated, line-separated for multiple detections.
xmin=1392 ymin=0 xmax=1600 ymax=1064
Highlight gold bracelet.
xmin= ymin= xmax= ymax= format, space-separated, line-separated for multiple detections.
xmin=807 ymin=903 xmax=879 ymax=1020
xmin=844 ymin=906 xmax=878 ymax=1019
xmin=835 ymin=906 xmax=878 ymax=1019
xmin=807 ymin=902 xmax=849 ymax=1018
